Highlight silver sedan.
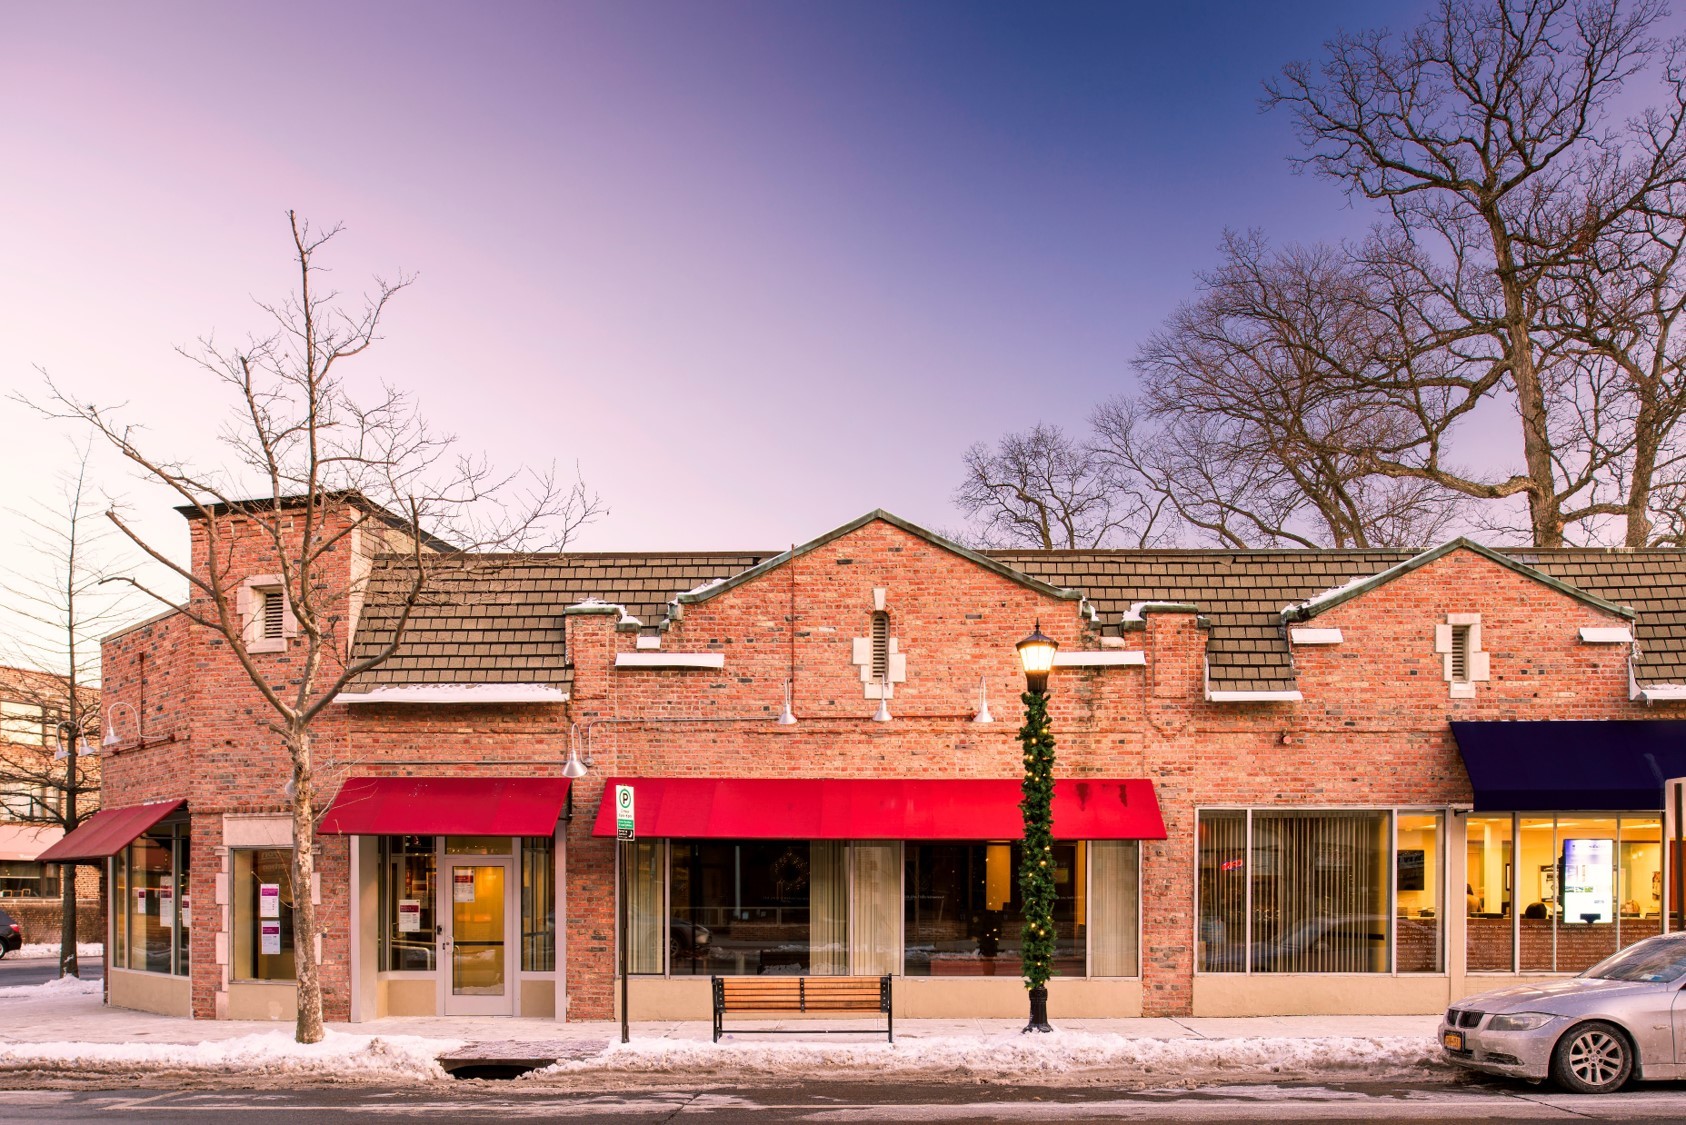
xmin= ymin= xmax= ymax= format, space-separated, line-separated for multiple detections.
xmin=1441 ymin=932 xmax=1686 ymax=1093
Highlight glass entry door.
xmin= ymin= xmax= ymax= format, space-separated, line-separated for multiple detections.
xmin=441 ymin=858 xmax=514 ymax=1015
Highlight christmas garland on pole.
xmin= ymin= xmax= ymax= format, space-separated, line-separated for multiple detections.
xmin=1018 ymin=687 xmax=1056 ymax=995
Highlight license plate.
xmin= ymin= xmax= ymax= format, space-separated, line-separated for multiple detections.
xmin=1441 ymin=1030 xmax=1465 ymax=1051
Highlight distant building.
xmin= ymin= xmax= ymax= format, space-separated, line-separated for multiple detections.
xmin=0 ymin=665 xmax=101 ymax=911
xmin=64 ymin=495 xmax=1686 ymax=1022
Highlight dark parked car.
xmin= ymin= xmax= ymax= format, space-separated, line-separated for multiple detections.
xmin=0 ymin=907 xmax=20 ymax=957
xmin=670 ymin=919 xmax=711 ymax=960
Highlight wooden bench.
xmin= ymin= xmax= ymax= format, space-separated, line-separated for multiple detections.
xmin=711 ymin=975 xmax=892 ymax=1043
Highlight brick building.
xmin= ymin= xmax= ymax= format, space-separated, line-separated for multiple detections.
xmin=50 ymin=496 xmax=1686 ymax=1022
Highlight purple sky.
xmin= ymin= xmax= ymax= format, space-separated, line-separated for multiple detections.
xmin=1 ymin=0 xmax=1544 ymax=615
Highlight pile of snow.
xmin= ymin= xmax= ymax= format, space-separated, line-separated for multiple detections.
xmin=0 ymin=974 xmax=101 ymax=1000
xmin=535 ymin=1031 xmax=1444 ymax=1083
xmin=0 ymin=1029 xmax=460 ymax=1082
xmin=11 ymin=942 xmax=103 ymax=961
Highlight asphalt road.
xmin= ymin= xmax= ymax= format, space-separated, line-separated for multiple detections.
xmin=2 ymin=1077 xmax=1685 ymax=1123
xmin=0 ymin=956 xmax=102 ymax=988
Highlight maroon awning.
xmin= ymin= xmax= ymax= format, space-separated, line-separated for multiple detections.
xmin=589 ymin=777 xmax=1165 ymax=840
xmin=36 ymin=799 xmax=185 ymax=863
xmin=318 ymin=776 xmax=572 ymax=836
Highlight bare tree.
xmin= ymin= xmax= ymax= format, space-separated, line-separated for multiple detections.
xmin=0 ymin=444 xmax=135 ymax=979
xmin=1266 ymin=0 xmax=1686 ymax=546
xmin=1111 ymin=231 xmax=1470 ymax=548
xmin=953 ymin=423 xmax=1169 ymax=548
xmin=31 ymin=211 xmax=601 ymax=1043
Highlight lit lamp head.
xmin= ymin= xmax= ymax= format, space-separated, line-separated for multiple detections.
xmin=1016 ymin=622 xmax=1059 ymax=696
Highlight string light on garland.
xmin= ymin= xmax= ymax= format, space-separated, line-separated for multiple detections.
xmin=1015 ymin=621 xmax=1058 ymax=1034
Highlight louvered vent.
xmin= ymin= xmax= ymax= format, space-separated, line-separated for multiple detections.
xmin=871 ymin=611 xmax=889 ymax=681
xmin=262 ymin=590 xmax=286 ymax=640
xmin=1450 ymin=624 xmax=1470 ymax=682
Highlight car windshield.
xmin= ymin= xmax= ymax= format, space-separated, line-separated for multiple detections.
xmin=1581 ymin=936 xmax=1686 ymax=983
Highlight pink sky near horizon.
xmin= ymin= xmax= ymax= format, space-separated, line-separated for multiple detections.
xmin=5 ymin=0 xmax=1659 ymax=655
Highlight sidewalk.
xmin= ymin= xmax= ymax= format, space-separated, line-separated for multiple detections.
xmin=0 ymin=978 xmax=1448 ymax=1087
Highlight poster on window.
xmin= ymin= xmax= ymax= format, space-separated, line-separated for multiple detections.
xmin=159 ymin=885 xmax=175 ymax=927
xmin=398 ymin=899 xmax=422 ymax=931
xmin=261 ymin=921 xmax=282 ymax=955
xmin=259 ymin=883 xmax=281 ymax=918
xmin=1562 ymin=838 xmax=1614 ymax=924
xmin=182 ymin=894 xmax=192 ymax=929
xmin=135 ymin=886 xmax=148 ymax=915
xmin=453 ymin=871 xmax=474 ymax=903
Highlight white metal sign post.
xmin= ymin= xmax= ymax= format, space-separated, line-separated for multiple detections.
xmin=616 ymin=784 xmax=634 ymax=1043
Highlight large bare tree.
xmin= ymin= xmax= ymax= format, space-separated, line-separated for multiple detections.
xmin=1108 ymin=231 xmax=1470 ymax=548
xmin=953 ymin=423 xmax=1169 ymax=548
xmin=34 ymin=211 xmax=600 ymax=1043
xmin=0 ymin=444 xmax=135 ymax=980
xmin=1266 ymin=0 xmax=1686 ymax=546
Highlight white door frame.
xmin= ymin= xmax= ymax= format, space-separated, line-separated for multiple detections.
xmin=439 ymin=854 xmax=517 ymax=1016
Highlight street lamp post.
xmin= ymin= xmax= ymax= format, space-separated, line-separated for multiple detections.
xmin=1015 ymin=622 xmax=1058 ymax=1033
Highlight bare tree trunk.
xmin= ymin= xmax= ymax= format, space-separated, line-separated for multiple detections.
xmin=289 ymin=722 xmax=323 ymax=1044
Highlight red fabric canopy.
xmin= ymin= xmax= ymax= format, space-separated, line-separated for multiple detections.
xmin=36 ymin=799 xmax=185 ymax=863
xmin=589 ymin=778 xmax=1165 ymax=840
xmin=318 ymin=776 xmax=572 ymax=836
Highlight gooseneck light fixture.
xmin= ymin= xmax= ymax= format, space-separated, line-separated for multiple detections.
xmin=1015 ymin=620 xmax=1059 ymax=1033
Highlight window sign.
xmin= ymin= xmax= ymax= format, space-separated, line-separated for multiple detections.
xmin=261 ymin=921 xmax=282 ymax=955
xmin=453 ymin=870 xmax=475 ymax=903
xmin=259 ymin=883 xmax=281 ymax=918
xmin=159 ymin=885 xmax=175 ymax=927
xmin=135 ymin=886 xmax=148 ymax=915
xmin=1563 ymin=838 xmax=1614 ymax=924
xmin=182 ymin=895 xmax=192 ymax=930
xmin=398 ymin=899 xmax=422 ymax=932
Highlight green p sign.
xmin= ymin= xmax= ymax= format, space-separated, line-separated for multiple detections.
xmin=615 ymin=784 xmax=635 ymax=841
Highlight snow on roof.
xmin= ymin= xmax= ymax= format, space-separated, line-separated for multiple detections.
xmin=335 ymin=683 xmax=569 ymax=705
xmin=1282 ymin=573 xmax=1373 ymax=617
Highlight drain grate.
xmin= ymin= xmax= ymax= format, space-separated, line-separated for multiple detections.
xmin=438 ymin=1039 xmax=605 ymax=1080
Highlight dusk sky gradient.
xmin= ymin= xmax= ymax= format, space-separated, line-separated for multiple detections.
xmin=4 ymin=0 xmax=1620 ymax=637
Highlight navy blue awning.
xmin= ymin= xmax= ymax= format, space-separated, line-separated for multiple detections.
xmin=1450 ymin=720 xmax=1686 ymax=812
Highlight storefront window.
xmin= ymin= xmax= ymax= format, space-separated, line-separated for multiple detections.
xmin=850 ymin=842 xmax=901 ymax=976
xmin=377 ymin=836 xmax=436 ymax=971
xmin=1466 ymin=814 xmax=1513 ymax=971
xmin=1395 ymin=814 xmax=1444 ymax=972
xmin=521 ymin=837 xmax=555 ymax=973
xmin=233 ymin=849 xmax=295 ymax=981
xmin=903 ymin=841 xmax=1085 ymax=977
xmin=113 ymin=823 xmax=189 ymax=976
xmin=627 ymin=839 xmax=664 ymax=975
xmin=0 ymin=861 xmax=60 ymax=898
xmin=1475 ymin=814 xmax=1658 ymax=973
xmin=1089 ymin=840 xmax=1140 ymax=976
xmin=1198 ymin=809 xmax=1425 ymax=974
xmin=670 ymin=840 xmax=816 ymax=975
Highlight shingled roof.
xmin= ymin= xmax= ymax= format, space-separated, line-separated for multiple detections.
xmin=346 ymin=527 xmax=1686 ymax=696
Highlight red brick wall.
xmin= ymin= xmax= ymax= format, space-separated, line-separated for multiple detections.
xmin=100 ymin=508 xmax=1675 ymax=1021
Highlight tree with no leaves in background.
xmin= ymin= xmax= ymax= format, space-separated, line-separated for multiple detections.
xmin=31 ymin=211 xmax=601 ymax=1044
xmin=1266 ymin=0 xmax=1686 ymax=546
xmin=953 ymin=423 xmax=1171 ymax=549
xmin=0 ymin=446 xmax=132 ymax=980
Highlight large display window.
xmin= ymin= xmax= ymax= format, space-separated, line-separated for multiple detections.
xmin=1196 ymin=808 xmax=1443 ymax=974
xmin=1467 ymin=813 xmax=1661 ymax=974
xmin=112 ymin=822 xmax=190 ymax=976
xmin=233 ymin=849 xmax=295 ymax=982
xmin=628 ymin=837 xmax=1138 ymax=978
xmin=377 ymin=835 xmax=437 ymax=972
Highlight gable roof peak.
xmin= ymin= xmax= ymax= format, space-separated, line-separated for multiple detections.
xmin=672 ymin=509 xmax=1085 ymax=611
xmin=1283 ymin=537 xmax=1635 ymax=623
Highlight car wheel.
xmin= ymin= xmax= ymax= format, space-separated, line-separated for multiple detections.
xmin=1550 ymin=1020 xmax=1634 ymax=1094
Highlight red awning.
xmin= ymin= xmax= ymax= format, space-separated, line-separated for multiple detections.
xmin=590 ymin=778 xmax=1165 ymax=840
xmin=36 ymin=799 xmax=185 ymax=863
xmin=318 ymin=776 xmax=572 ymax=836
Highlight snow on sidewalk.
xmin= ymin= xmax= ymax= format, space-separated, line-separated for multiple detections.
xmin=534 ymin=1029 xmax=1446 ymax=1083
xmin=11 ymin=942 xmax=104 ymax=961
xmin=0 ymin=974 xmax=101 ymax=1000
xmin=0 ymin=1029 xmax=462 ymax=1082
